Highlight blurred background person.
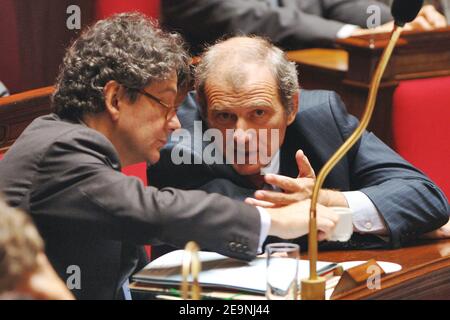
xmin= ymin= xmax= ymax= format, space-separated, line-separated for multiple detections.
xmin=0 ymin=199 xmax=74 ymax=300
xmin=1 ymin=1 xmax=447 ymax=94
xmin=161 ymin=0 xmax=447 ymax=54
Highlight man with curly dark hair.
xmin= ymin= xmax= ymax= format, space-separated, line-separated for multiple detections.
xmin=0 ymin=13 xmax=338 ymax=299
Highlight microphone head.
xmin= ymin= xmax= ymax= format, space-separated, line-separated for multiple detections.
xmin=391 ymin=0 xmax=424 ymax=26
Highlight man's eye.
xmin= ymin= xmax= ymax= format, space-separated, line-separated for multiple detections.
xmin=253 ymin=109 xmax=266 ymax=117
xmin=216 ymin=113 xmax=234 ymax=121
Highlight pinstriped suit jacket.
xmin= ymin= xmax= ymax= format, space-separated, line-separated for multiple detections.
xmin=149 ymin=90 xmax=449 ymax=249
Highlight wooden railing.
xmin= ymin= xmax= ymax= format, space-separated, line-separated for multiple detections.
xmin=0 ymin=86 xmax=54 ymax=154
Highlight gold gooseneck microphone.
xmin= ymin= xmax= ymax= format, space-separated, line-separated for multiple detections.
xmin=300 ymin=0 xmax=425 ymax=300
xmin=181 ymin=241 xmax=202 ymax=300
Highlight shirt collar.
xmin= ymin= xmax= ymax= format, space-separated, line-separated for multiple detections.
xmin=260 ymin=150 xmax=280 ymax=175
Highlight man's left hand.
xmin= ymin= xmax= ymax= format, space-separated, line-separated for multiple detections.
xmin=421 ymin=219 xmax=450 ymax=239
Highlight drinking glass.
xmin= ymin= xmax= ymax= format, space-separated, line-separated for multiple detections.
xmin=265 ymin=243 xmax=300 ymax=300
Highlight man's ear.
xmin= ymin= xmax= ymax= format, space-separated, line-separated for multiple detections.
xmin=287 ymin=91 xmax=299 ymax=125
xmin=103 ymin=80 xmax=121 ymax=121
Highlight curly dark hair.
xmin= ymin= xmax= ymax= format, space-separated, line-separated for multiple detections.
xmin=52 ymin=12 xmax=190 ymax=121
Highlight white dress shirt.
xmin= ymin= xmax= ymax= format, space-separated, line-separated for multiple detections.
xmin=336 ymin=24 xmax=360 ymax=39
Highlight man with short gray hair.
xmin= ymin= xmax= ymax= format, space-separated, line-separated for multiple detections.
xmin=149 ymin=36 xmax=449 ymax=255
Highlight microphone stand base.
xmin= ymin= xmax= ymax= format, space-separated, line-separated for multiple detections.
xmin=301 ymin=277 xmax=326 ymax=300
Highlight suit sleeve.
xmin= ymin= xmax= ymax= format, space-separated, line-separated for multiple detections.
xmin=30 ymin=130 xmax=261 ymax=261
xmin=163 ymin=0 xmax=354 ymax=51
xmin=328 ymin=92 xmax=449 ymax=248
xmin=322 ymin=0 xmax=393 ymax=26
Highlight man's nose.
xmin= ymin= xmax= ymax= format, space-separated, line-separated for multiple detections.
xmin=168 ymin=113 xmax=181 ymax=132
xmin=235 ymin=117 xmax=249 ymax=132
xmin=233 ymin=119 xmax=253 ymax=145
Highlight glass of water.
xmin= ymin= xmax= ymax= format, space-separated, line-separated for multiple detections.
xmin=265 ymin=243 xmax=300 ymax=300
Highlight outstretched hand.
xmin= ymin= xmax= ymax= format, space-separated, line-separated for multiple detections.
xmin=245 ymin=150 xmax=317 ymax=208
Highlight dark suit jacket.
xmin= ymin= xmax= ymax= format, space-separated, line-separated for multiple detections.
xmin=162 ymin=0 xmax=393 ymax=53
xmin=0 ymin=114 xmax=261 ymax=299
xmin=149 ymin=90 xmax=449 ymax=251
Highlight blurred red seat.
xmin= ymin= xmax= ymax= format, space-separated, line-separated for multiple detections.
xmin=121 ymin=162 xmax=148 ymax=187
xmin=392 ymin=76 xmax=450 ymax=199
xmin=121 ymin=162 xmax=151 ymax=258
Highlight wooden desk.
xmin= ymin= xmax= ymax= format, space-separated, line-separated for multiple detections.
xmin=130 ymin=240 xmax=450 ymax=300
xmin=312 ymin=239 xmax=450 ymax=299
xmin=287 ymin=27 xmax=450 ymax=147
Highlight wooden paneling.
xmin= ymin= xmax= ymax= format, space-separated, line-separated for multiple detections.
xmin=1 ymin=1 xmax=95 ymax=94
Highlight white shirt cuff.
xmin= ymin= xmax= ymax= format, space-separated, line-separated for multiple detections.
xmin=256 ymin=206 xmax=271 ymax=254
xmin=343 ymin=191 xmax=389 ymax=236
xmin=337 ymin=24 xmax=360 ymax=38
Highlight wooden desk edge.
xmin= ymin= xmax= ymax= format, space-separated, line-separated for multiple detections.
xmin=332 ymin=254 xmax=450 ymax=300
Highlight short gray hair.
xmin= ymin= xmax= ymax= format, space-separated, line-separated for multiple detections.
xmin=195 ymin=36 xmax=299 ymax=118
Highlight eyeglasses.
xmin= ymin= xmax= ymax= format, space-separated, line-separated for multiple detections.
xmin=138 ymin=90 xmax=171 ymax=109
xmin=135 ymin=88 xmax=177 ymax=120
